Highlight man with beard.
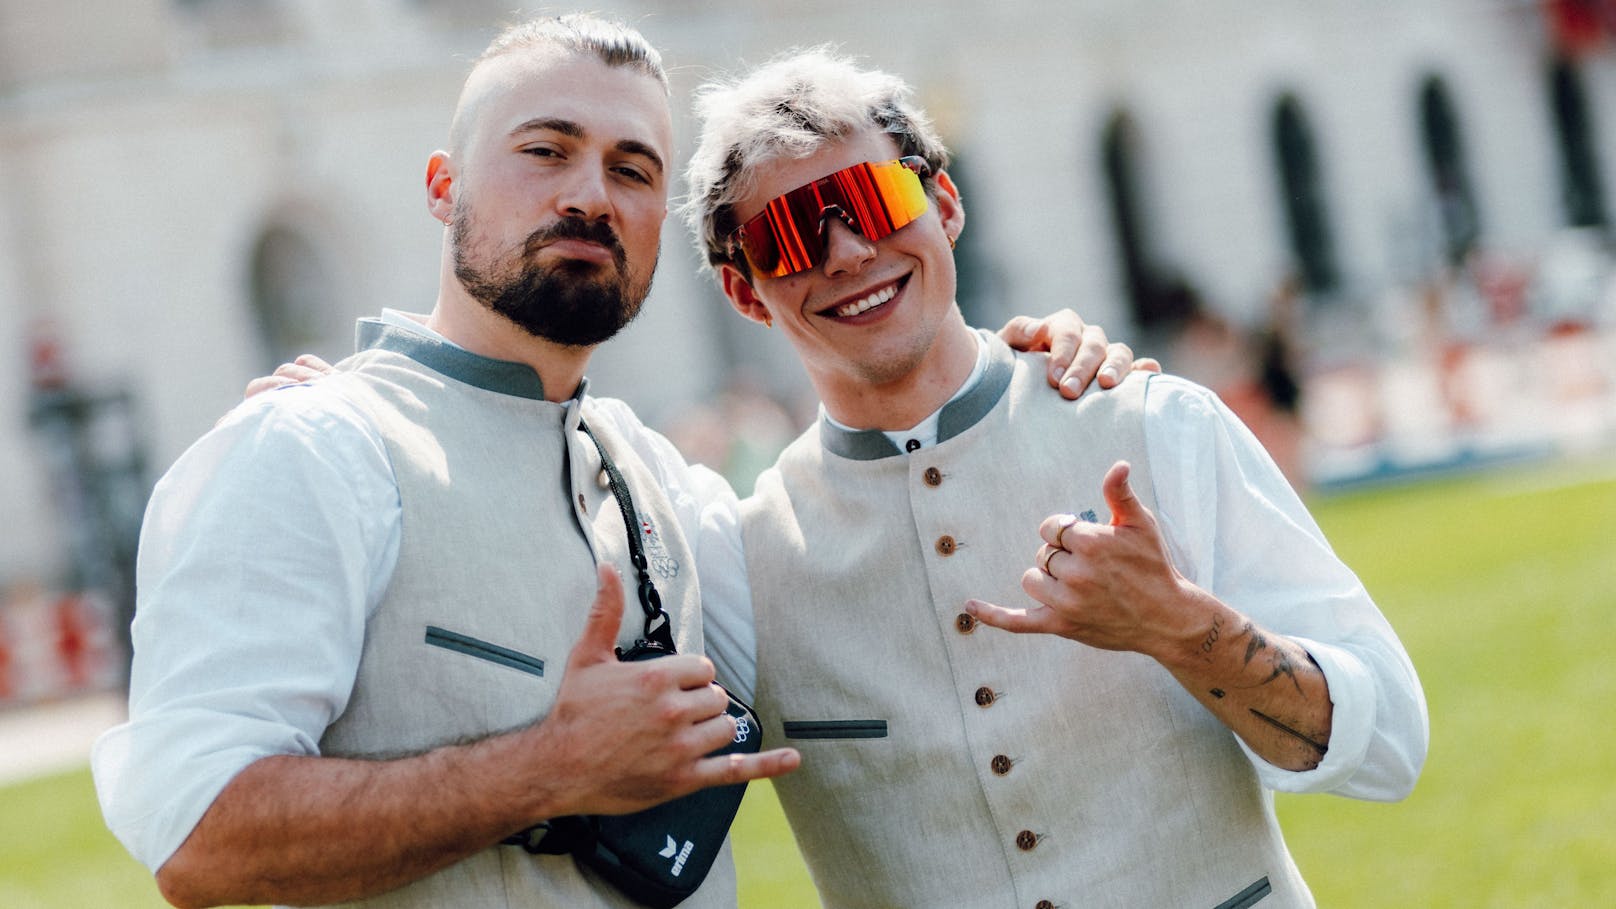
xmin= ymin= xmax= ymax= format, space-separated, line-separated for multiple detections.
xmin=93 ymin=15 xmax=1130 ymax=909
xmin=91 ymin=17 xmax=798 ymax=909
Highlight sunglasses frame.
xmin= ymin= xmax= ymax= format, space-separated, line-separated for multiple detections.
xmin=727 ymin=156 xmax=933 ymax=279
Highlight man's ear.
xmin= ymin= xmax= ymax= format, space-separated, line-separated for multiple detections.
xmin=933 ymin=170 xmax=965 ymax=244
xmin=719 ymin=263 xmax=773 ymax=327
xmin=426 ymin=151 xmax=455 ymax=223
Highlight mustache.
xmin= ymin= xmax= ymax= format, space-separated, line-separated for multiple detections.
xmin=523 ymin=217 xmax=626 ymax=266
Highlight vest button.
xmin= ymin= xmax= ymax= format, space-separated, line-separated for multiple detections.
xmin=904 ymin=438 xmax=921 ymax=452
xmin=935 ymin=535 xmax=958 ymax=556
xmin=1036 ymin=901 xmax=1055 ymax=909
xmin=923 ymin=466 xmax=943 ymax=487
xmin=974 ymin=686 xmax=995 ymax=707
xmin=1015 ymin=829 xmax=1039 ymax=851
xmin=991 ymin=754 xmax=1012 ymax=775
xmin=955 ymin=612 xmax=976 ymax=634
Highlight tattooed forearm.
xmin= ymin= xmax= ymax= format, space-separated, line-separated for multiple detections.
xmin=1249 ymin=709 xmax=1329 ymax=756
xmin=1233 ymin=623 xmax=1314 ymax=694
xmin=1199 ymin=615 xmax=1224 ymax=656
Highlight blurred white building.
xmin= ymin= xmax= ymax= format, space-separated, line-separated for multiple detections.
xmin=1 ymin=0 xmax=1613 ymax=680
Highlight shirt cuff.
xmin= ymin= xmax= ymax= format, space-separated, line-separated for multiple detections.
xmin=1241 ymin=636 xmax=1375 ymax=794
xmin=91 ymin=713 xmax=307 ymax=872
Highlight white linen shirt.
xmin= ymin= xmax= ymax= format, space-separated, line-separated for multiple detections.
xmin=93 ymin=316 xmax=1424 ymax=873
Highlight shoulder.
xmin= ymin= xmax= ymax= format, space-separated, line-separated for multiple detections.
xmin=173 ymin=379 xmax=393 ymax=496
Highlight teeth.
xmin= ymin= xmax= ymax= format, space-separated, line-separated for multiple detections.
xmin=832 ymin=283 xmax=898 ymax=318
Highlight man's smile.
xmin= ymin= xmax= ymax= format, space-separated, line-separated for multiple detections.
xmin=819 ymin=275 xmax=908 ymax=320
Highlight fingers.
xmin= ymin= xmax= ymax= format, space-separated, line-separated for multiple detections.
xmin=292 ymin=353 xmax=335 ymax=374
xmin=1097 ymin=342 xmax=1134 ymax=388
xmin=243 ymin=356 xmax=335 ymax=401
xmin=1047 ymin=324 xmax=1106 ymax=398
xmin=695 ymin=747 xmax=802 ymax=787
xmin=995 ymin=314 xmax=1048 ymax=352
xmin=243 ymin=375 xmax=295 ymax=399
xmin=965 ymin=598 xmax=1055 ymax=635
xmin=1040 ymin=513 xmax=1080 ymax=548
xmin=1133 ymin=356 xmax=1162 ymax=374
xmin=569 ymin=565 xmax=626 ymax=667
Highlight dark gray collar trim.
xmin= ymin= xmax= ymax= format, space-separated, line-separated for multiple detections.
xmin=818 ymin=331 xmax=1015 ymax=461
xmin=354 ymin=318 xmax=586 ymax=402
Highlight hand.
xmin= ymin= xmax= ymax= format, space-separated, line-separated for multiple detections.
xmin=966 ymin=461 xmax=1203 ymax=658
xmin=532 ymin=566 xmax=799 ymax=817
xmin=997 ymin=310 xmax=1160 ymax=399
xmin=243 ymin=354 xmax=337 ymax=399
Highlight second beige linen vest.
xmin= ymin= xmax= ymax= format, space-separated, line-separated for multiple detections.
xmin=742 ymin=334 xmax=1310 ymax=909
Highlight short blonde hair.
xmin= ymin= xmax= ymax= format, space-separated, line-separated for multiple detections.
xmin=682 ymin=47 xmax=950 ymax=275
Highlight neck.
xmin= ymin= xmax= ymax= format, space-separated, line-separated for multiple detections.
xmin=427 ymin=279 xmax=593 ymax=404
xmin=815 ymin=315 xmax=979 ymax=431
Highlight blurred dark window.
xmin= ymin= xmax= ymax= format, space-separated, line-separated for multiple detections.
xmin=1271 ymin=94 xmax=1339 ymax=293
xmin=248 ymin=226 xmax=339 ymax=368
xmin=1419 ymin=75 xmax=1482 ymax=265
xmin=1101 ymin=110 xmax=1176 ymax=328
xmin=942 ymin=149 xmax=1000 ymax=328
xmin=1549 ymin=57 xmax=1609 ymax=229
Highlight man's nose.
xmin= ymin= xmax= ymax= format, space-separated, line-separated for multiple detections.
xmin=557 ymin=166 xmax=612 ymax=220
xmin=820 ymin=215 xmax=876 ymax=277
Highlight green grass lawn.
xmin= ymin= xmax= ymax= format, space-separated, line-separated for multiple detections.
xmin=3 ymin=457 xmax=1613 ymax=906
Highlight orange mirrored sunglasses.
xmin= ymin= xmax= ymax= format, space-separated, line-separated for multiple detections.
xmin=728 ymin=157 xmax=932 ymax=279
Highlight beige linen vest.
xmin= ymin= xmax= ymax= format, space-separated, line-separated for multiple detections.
xmin=742 ymin=333 xmax=1310 ymax=909
xmin=311 ymin=322 xmax=736 ymax=909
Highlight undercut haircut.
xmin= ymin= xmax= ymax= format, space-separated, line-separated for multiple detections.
xmin=449 ymin=13 xmax=668 ymax=153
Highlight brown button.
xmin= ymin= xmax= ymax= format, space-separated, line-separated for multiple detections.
xmin=1036 ymin=901 xmax=1055 ymax=909
xmin=974 ymin=686 xmax=995 ymax=707
xmin=1015 ymin=829 xmax=1038 ymax=851
xmin=935 ymin=535 xmax=957 ymax=556
xmin=923 ymin=466 xmax=943 ymax=487
xmin=904 ymin=438 xmax=921 ymax=452
xmin=577 ymin=493 xmax=588 ymax=513
xmin=991 ymin=754 xmax=1012 ymax=775
xmin=955 ymin=612 xmax=976 ymax=634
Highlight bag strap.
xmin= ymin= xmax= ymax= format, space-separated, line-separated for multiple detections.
xmin=578 ymin=417 xmax=676 ymax=654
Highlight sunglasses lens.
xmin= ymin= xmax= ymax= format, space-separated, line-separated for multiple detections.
xmin=733 ymin=158 xmax=930 ymax=278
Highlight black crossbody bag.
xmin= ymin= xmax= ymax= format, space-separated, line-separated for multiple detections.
xmin=501 ymin=420 xmax=761 ymax=908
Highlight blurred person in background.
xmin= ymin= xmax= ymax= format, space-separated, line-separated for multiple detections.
xmin=684 ymin=48 xmax=1427 ymax=908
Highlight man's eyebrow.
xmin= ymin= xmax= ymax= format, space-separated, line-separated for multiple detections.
xmin=616 ymin=139 xmax=665 ymax=176
xmin=508 ymin=117 xmax=583 ymax=139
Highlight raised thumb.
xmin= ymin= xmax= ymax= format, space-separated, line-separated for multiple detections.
xmin=1102 ymin=460 xmax=1149 ymax=526
xmin=569 ymin=564 xmax=626 ymax=667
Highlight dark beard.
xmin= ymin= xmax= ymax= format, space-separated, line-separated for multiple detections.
xmin=453 ymin=216 xmax=651 ymax=347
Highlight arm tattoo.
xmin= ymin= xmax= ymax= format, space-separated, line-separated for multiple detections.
xmin=1249 ymin=708 xmax=1328 ymax=756
xmin=1238 ymin=623 xmax=1314 ymax=695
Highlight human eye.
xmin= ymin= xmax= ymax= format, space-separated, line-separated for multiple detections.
xmin=521 ymin=144 xmax=563 ymax=160
xmin=612 ymin=163 xmax=653 ymax=185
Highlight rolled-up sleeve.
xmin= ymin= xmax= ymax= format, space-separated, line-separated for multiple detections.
xmin=91 ymin=385 xmax=399 ymax=871
xmin=1144 ymin=375 xmax=1429 ymax=801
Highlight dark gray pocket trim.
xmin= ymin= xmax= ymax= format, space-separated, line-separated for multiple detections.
xmin=782 ymin=719 xmax=888 ymax=739
xmin=424 ymin=626 xmax=545 ymax=677
xmin=1213 ymin=876 xmax=1271 ymax=909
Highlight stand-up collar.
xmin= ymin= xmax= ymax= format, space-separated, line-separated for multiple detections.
xmin=818 ymin=331 xmax=1015 ymax=461
xmin=354 ymin=318 xmax=588 ymax=402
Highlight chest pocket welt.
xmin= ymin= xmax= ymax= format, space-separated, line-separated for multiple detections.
xmin=424 ymin=626 xmax=545 ymax=678
xmin=782 ymin=719 xmax=888 ymax=740
xmin=1212 ymin=876 xmax=1270 ymax=909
